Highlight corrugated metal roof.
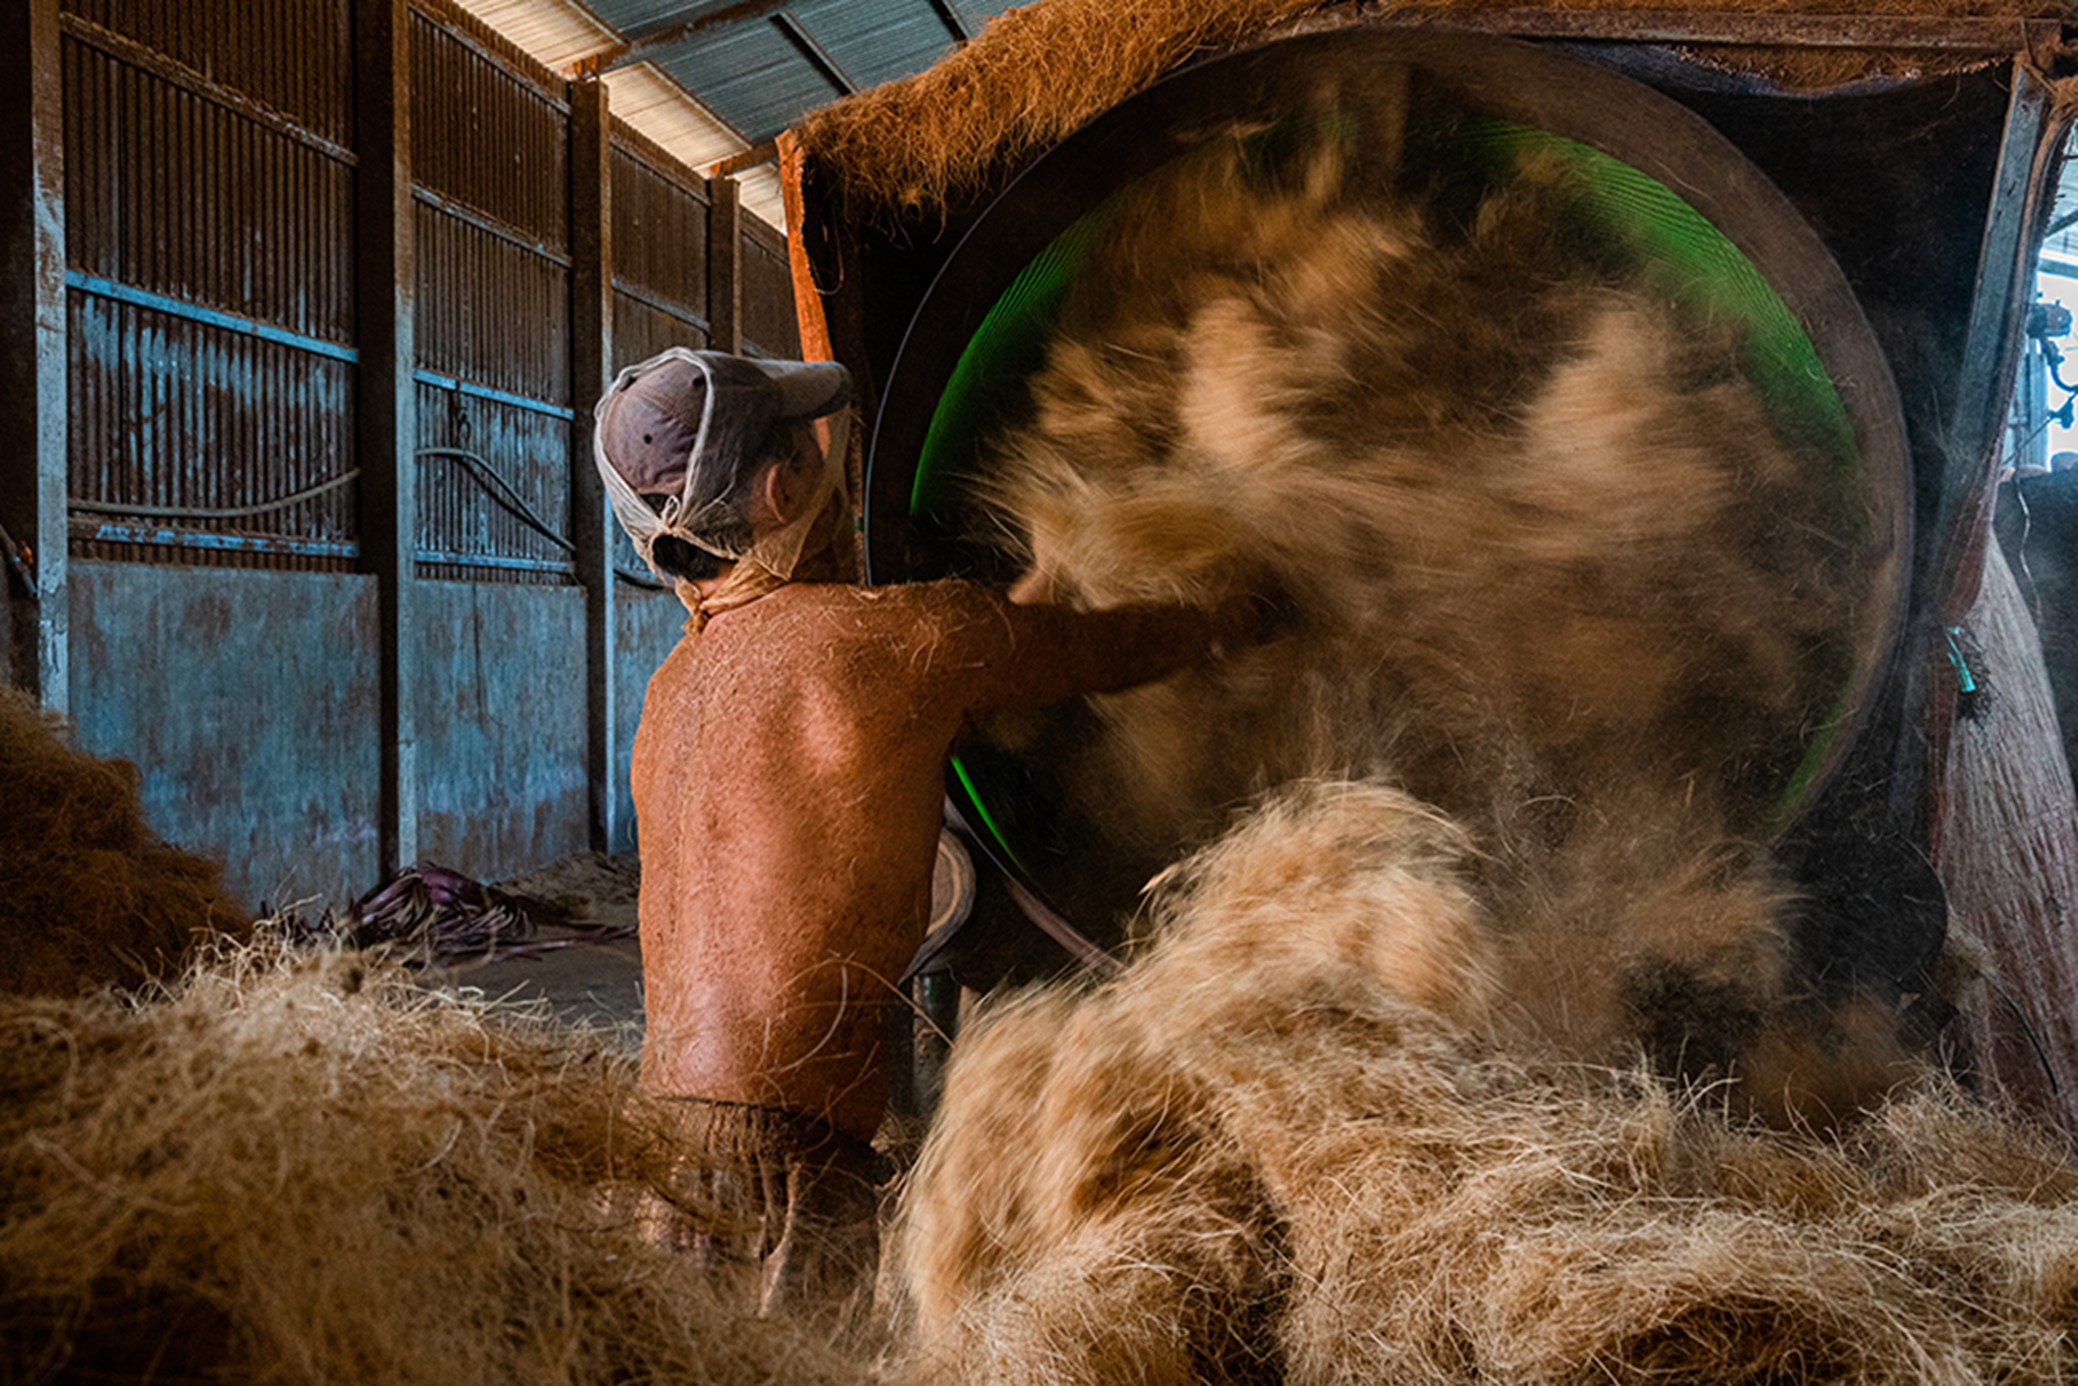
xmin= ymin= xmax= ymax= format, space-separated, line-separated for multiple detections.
xmin=451 ymin=0 xmax=1023 ymax=236
xmin=792 ymin=0 xmax=962 ymax=94
xmin=602 ymin=62 xmax=790 ymax=227
xmin=651 ymin=20 xmax=828 ymax=142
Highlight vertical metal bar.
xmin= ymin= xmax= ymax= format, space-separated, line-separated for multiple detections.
xmin=570 ymin=74 xmax=617 ymax=852
xmin=353 ymin=0 xmax=418 ymax=872
xmin=0 ymin=0 xmax=69 ymax=711
xmin=707 ymin=172 xmax=742 ymax=355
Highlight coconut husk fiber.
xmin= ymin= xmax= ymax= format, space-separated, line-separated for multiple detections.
xmin=898 ymin=779 xmax=2078 ymax=1386
xmin=0 ymin=686 xmax=247 ymax=997
xmin=1937 ymin=543 xmax=2078 ymax=1134
xmin=796 ymin=0 xmax=2060 ymax=217
xmin=0 ymin=939 xmax=876 ymax=1385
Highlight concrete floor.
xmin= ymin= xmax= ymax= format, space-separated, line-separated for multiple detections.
xmin=423 ymin=852 xmax=646 ymax=1044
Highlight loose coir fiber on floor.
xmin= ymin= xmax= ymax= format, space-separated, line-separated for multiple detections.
xmin=898 ymin=781 xmax=2078 ymax=1386
xmin=0 ymin=687 xmax=246 ymax=997
xmin=0 ymin=943 xmax=871 ymax=1386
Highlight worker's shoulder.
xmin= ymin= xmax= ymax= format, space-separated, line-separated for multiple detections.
xmin=816 ymin=576 xmax=1010 ymax=629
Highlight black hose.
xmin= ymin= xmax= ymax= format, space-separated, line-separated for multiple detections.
xmin=69 ymin=470 xmax=361 ymax=521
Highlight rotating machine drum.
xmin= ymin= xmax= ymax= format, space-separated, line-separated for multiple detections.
xmin=862 ymin=30 xmax=1919 ymax=978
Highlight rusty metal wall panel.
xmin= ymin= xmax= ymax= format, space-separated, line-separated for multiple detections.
xmin=67 ymin=560 xmax=382 ymax=905
xmin=413 ymin=200 xmax=572 ymax=584
xmin=61 ymin=0 xmax=352 ymax=144
xmin=611 ymin=140 xmax=708 ymax=326
xmin=613 ymin=585 xmax=686 ymax=852
xmin=414 ymin=203 xmax=569 ymax=400
xmin=62 ymin=38 xmax=356 ymax=339
xmin=68 ymin=293 xmax=357 ymax=567
xmin=611 ymin=288 xmax=709 ymax=371
xmin=410 ymin=8 xmax=572 ymax=588
xmin=740 ymin=221 xmax=800 ymax=358
xmin=61 ymin=26 xmax=357 ymax=570
xmin=410 ymin=8 xmax=567 ymax=253
xmin=414 ymin=579 xmax=589 ymax=878
xmin=414 ymin=381 xmax=572 ymax=584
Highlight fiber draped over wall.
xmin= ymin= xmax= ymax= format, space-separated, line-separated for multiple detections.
xmin=796 ymin=0 xmax=2063 ymax=219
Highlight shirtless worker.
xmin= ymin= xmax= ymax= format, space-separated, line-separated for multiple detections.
xmin=593 ymin=348 xmax=1262 ymax=1317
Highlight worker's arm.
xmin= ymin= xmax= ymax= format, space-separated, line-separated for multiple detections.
xmin=905 ymin=580 xmax=1258 ymax=716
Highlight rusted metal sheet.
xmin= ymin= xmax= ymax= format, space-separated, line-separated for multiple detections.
xmin=611 ymin=288 xmax=710 ymax=368
xmin=67 ymin=293 xmax=357 ymax=567
xmin=410 ymin=10 xmax=573 ymax=588
xmin=611 ymin=134 xmax=709 ymax=326
xmin=60 ymin=24 xmax=357 ymax=569
xmin=409 ymin=6 xmax=567 ymax=253
xmin=413 ymin=202 xmax=570 ymax=402
xmin=414 ymin=579 xmax=589 ymax=878
xmin=740 ymin=215 xmax=800 ymax=358
xmin=581 ymin=0 xmax=794 ymax=76
xmin=60 ymin=0 xmax=352 ymax=145
xmin=66 ymin=560 xmax=383 ymax=904
xmin=613 ymin=584 xmax=686 ymax=852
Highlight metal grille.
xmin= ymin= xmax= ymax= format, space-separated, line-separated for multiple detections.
xmin=414 ymin=203 xmax=570 ymax=402
xmin=414 ymin=385 xmax=573 ymax=585
xmin=61 ymin=22 xmax=358 ymax=570
xmin=611 ymin=290 xmax=711 ymax=370
xmin=612 ymin=135 xmax=709 ymax=327
xmin=62 ymin=39 xmax=355 ymax=341
xmin=741 ymin=219 xmax=801 ymax=358
xmin=410 ymin=9 xmax=573 ymax=584
xmin=410 ymin=7 xmax=568 ymax=252
xmin=69 ymin=294 xmax=357 ymax=570
xmin=61 ymin=0 xmax=352 ymax=145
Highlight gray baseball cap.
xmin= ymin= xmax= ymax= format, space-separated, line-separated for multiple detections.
xmin=596 ymin=350 xmax=851 ymax=497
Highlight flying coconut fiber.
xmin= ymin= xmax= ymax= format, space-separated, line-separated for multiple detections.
xmin=0 ymin=686 xmax=247 ymax=997
xmin=898 ymin=781 xmax=2078 ymax=1386
xmin=968 ymin=92 xmax=1907 ymax=1107
xmin=0 ymin=938 xmax=876 ymax=1385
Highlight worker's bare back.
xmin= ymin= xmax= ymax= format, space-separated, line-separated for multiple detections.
xmin=631 ymin=578 xmax=1223 ymax=1141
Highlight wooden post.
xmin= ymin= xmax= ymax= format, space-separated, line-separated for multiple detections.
xmin=0 ymin=0 xmax=68 ymax=713
xmin=570 ymin=75 xmax=617 ymax=852
xmin=707 ymin=173 xmax=743 ymax=354
xmin=353 ymin=0 xmax=418 ymax=873
xmin=1936 ymin=56 xmax=2061 ymax=619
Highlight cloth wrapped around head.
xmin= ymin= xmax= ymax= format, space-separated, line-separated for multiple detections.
xmin=594 ymin=348 xmax=853 ymax=595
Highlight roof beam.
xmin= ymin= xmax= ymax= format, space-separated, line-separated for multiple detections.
xmin=1380 ymin=8 xmax=2054 ymax=51
xmin=924 ymin=0 xmax=972 ymax=46
xmin=772 ymin=10 xmax=856 ymax=94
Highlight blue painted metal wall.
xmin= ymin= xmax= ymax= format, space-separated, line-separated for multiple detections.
xmin=613 ymin=585 xmax=687 ymax=851
xmin=44 ymin=0 xmax=795 ymax=899
xmin=67 ymin=560 xmax=381 ymax=907
xmin=414 ymin=579 xmax=590 ymax=877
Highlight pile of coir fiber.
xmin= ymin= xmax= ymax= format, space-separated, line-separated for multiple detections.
xmin=798 ymin=0 xmax=2057 ymax=217
xmin=0 ymin=941 xmax=872 ymax=1385
xmin=898 ymin=782 xmax=2078 ymax=1385
xmin=0 ymin=687 xmax=246 ymax=997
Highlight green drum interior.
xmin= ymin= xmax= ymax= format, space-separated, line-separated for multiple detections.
xmin=867 ymin=40 xmax=1907 ymax=941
